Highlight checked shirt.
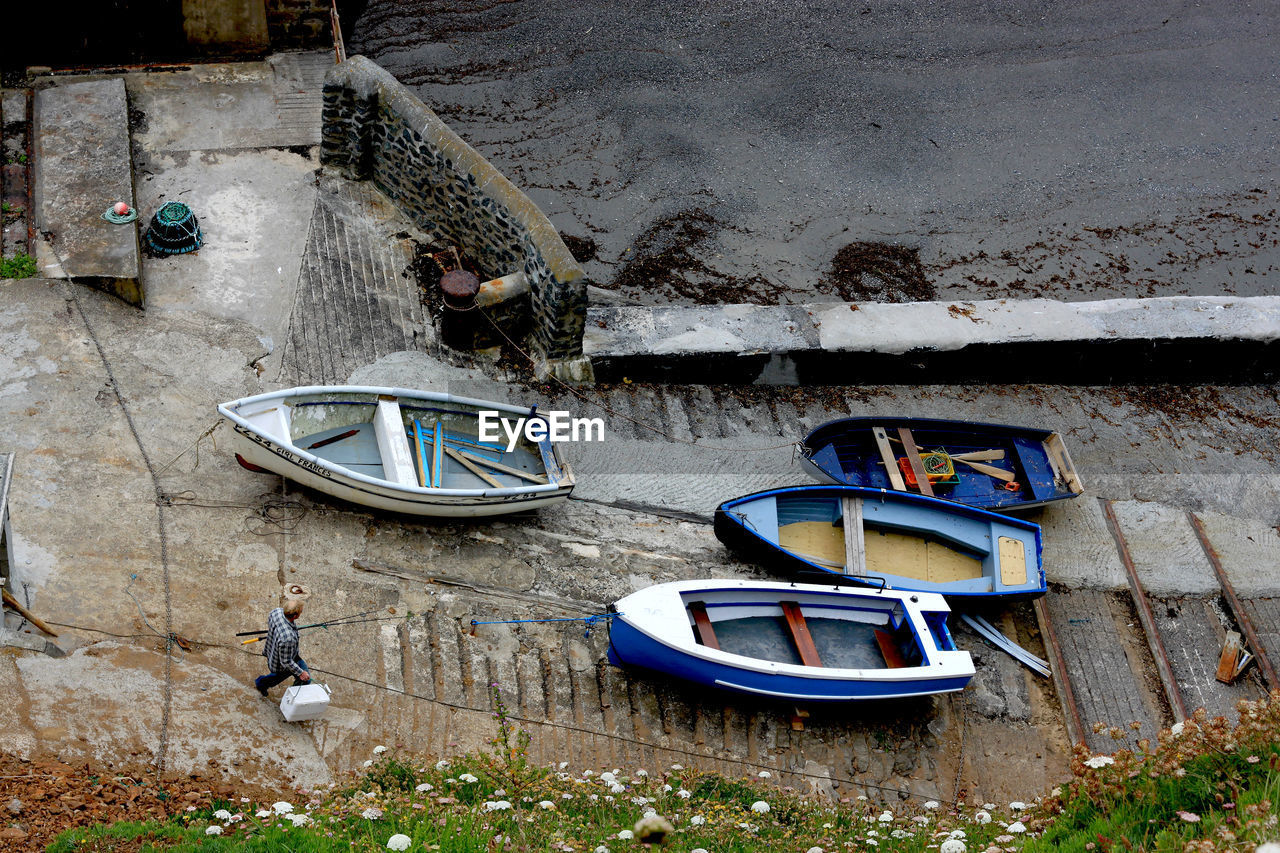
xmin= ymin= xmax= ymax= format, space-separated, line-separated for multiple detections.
xmin=263 ymin=607 xmax=306 ymax=676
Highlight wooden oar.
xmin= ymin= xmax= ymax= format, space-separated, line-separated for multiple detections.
xmin=446 ymin=442 xmax=549 ymax=484
xmin=953 ymin=457 xmax=1017 ymax=482
xmin=949 ymin=449 xmax=1005 ymax=462
xmin=2 ymin=587 xmax=57 ymax=637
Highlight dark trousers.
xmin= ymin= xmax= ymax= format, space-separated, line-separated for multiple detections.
xmin=255 ymin=658 xmax=310 ymax=693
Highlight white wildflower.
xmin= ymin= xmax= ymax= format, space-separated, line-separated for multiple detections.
xmin=287 ymin=814 xmax=311 ymax=826
xmin=758 ymin=770 xmax=772 ymax=779
xmin=692 ymin=849 xmax=709 ymax=853
xmin=635 ymin=769 xmax=648 ymax=777
xmin=983 ymin=803 xmax=996 ymax=810
xmin=924 ymin=800 xmax=940 ymax=810
xmin=213 ymin=809 xmax=232 ymax=821
xmin=459 ymin=773 xmax=479 ymax=783
xmin=583 ymin=770 xmax=594 ymax=777
xmin=1170 ymin=722 xmax=1185 ymax=736
xmin=950 ymin=830 xmax=966 ymax=839
xmin=562 ymin=793 xmax=573 ymax=799
xmin=751 ymin=800 xmax=770 ymax=813
xmin=617 ymin=830 xmax=634 ymax=840
xmin=386 ymin=834 xmax=411 ymax=851
xmin=435 ymin=759 xmax=449 ymax=770
xmin=205 ymin=825 xmax=222 ymax=836
xmin=255 ymin=808 xmax=272 ymax=818
xmin=272 ymin=802 xmax=293 ymax=814
xmin=601 ymin=772 xmax=617 ymax=783
xmin=912 ymin=815 xmax=931 ymax=824
xmin=539 ymin=800 xmax=555 ymax=810
xmin=1084 ymin=755 xmax=1115 ymax=769
xmin=808 ymin=848 xmax=824 ymax=853
xmin=415 ymin=783 xmax=434 ymax=793
xmin=362 ymin=807 xmax=383 ymax=820
xmin=878 ymin=810 xmax=894 ymax=822
xmin=631 ymin=796 xmax=649 ymax=806
xmin=494 ymin=789 xmax=506 ymax=796
xmin=678 ymin=789 xmax=692 ymax=799
xmin=1008 ymin=821 xmax=1026 ymax=834
xmin=362 ymin=760 xmax=374 ymax=767
xmin=891 ymin=829 xmax=909 ymax=838
xmin=940 ymin=839 xmax=966 ymax=853
xmin=690 ymin=815 xmax=706 ymax=825
xmin=595 ymin=847 xmax=611 ymax=853
xmin=610 ymin=782 xmax=626 ymax=794
xmin=373 ymin=745 xmax=388 ymax=755
xmin=1009 ymin=801 xmax=1026 ymax=810
xmin=974 ymin=810 xmax=991 ymax=824
xmin=662 ymin=784 xmax=672 ymax=792
xmin=643 ymin=808 xmax=658 ymax=818
xmin=484 ymin=800 xmax=513 ymax=811
xmin=671 ymin=764 xmax=684 ymax=771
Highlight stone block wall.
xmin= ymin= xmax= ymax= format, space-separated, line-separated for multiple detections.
xmin=320 ymin=56 xmax=590 ymax=379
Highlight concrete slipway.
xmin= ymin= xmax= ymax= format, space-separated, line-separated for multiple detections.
xmin=1 ymin=52 xmax=1279 ymax=804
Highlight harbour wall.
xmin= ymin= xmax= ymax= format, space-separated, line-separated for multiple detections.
xmin=320 ymin=56 xmax=590 ymax=380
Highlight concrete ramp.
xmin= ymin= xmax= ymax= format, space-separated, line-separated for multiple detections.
xmin=33 ymin=78 xmax=143 ymax=307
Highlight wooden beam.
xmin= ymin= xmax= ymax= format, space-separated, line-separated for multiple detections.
xmin=688 ymin=601 xmax=720 ymax=650
xmin=841 ymin=497 xmax=865 ymax=576
xmin=874 ymin=628 xmax=907 ymax=669
xmin=780 ymin=601 xmax=823 ymax=668
xmin=442 ymin=444 xmax=503 ymax=489
xmin=872 ymin=427 xmax=907 ymax=491
xmin=953 ymin=457 xmax=1017 ymax=482
xmin=412 ymin=421 xmax=428 ymax=487
xmin=896 ymin=427 xmax=935 ymax=497
xmin=2 ymin=587 xmax=57 ymax=637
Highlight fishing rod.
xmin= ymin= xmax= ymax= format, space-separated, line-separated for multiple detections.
xmin=237 ymin=608 xmax=389 ymax=643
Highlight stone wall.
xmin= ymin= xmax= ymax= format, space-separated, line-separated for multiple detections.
xmin=320 ymin=56 xmax=590 ymax=380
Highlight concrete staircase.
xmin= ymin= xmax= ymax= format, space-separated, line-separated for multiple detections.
xmin=32 ymin=77 xmax=143 ymax=306
xmin=1 ymin=90 xmax=31 ymax=262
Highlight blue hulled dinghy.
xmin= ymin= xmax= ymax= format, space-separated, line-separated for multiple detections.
xmin=797 ymin=416 xmax=1083 ymax=512
xmin=714 ymin=485 xmax=1045 ymax=602
xmin=607 ymin=579 xmax=974 ymax=702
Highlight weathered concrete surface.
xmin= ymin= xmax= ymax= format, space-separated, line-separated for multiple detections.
xmin=5 ymin=54 xmax=1280 ymax=807
xmin=585 ymin=297 xmax=1280 ymax=384
xmin=182 ymin=0 xmax=270 ymax=54
xmin=33 ymin=79 xmax=142 ymax=306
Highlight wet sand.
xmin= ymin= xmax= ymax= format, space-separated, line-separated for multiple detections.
xmin=348 ymin=0 xmax=1280 ymax=306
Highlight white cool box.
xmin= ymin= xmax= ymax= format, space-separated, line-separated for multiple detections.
xmin=280 ymin=683 xmax=331 ymax=722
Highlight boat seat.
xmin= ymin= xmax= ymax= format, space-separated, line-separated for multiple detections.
xmin=242 ymin=405 xmax=291 ymax=444
xmin=373 ymin=397 xmax=418 ymax=487
xmin=874 ymin=628 xmax=909 ymax=669
xmin=779 ymin=601 xmax=823 ymax=668
xmin=688 ymin=601 xmax=719 ymax=650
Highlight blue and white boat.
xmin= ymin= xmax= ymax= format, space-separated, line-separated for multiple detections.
xmin=607 ymin=579 xmax=974 ymax=702
xmin=218 ymin=386 xmax=574 ymax=517
xmin=714 ymin=485 xmax=1045 ymax=601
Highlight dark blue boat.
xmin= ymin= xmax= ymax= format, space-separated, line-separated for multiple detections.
xmin=714 ymin=485 xmax=1046 ymax=601
xmin=797 ymin=416 xmax=1084 ymax=512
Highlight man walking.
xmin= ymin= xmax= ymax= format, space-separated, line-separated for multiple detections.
xmin=254 ymin=598 xmax=311 ymax=697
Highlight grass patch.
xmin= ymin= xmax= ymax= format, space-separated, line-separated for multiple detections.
xmin=0 ymin=252 xmax=37 ymax=279
xmin=48 ymin=690 xmax=1280 ymax=852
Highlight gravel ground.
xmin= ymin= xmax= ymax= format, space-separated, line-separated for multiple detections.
xmin=348 ymin=0 xmax=1280 ymax=305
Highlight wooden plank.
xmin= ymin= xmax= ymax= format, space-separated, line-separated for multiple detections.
xmin=872 ymin=427 xmax=907 ymax=491
xmin=779 ymin=601 xmax=823 ymax=668
xmin=1216 ymin=631 xmax=1244 ymax=684
xmin=841 ymin=497 xmax=865 ymax=576
xmin=998 ymin=536 xmax=1028 ymax=586
xmin=896 ymin=427 xmax=935 ymax=497
xmin=874 ymin=628 xmax=907 ymax=669
xmin=412 ymin=421 xmax=428 ymax=487
xmin=442 ymin=444 xmax=503 ymax=489
xmin=305 ymin=428 xmax=359 ymax=450
xmin=1044 ymin=433 xmax=1085 ymax=494
xmin=688 ymin=601 xmax=720 ymax=650
xmin=448 ymin=444 xmax=548 ymax=484
xmin=949 ymin=449 xmax=1004 ymax=462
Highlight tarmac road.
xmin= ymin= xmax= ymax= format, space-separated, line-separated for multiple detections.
xmin=349 ymin=0 xmax=1280 ymax=305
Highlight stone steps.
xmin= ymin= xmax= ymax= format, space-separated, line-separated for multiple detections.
xmin=32 ymin=78 xmax=142 ymax=305
xmin=2 ymin=90 xmax=31 ymax=261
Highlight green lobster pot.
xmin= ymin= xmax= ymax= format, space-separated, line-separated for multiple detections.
xmin=144 ymin=202 xmax=204 ymax=255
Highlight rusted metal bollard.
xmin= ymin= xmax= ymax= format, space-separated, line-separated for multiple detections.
xmin=439 ymin=269 xmax=481 ymax=350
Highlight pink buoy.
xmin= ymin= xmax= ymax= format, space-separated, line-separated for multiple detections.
xmin=113 ymin=202 xmax=130 ymax=216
